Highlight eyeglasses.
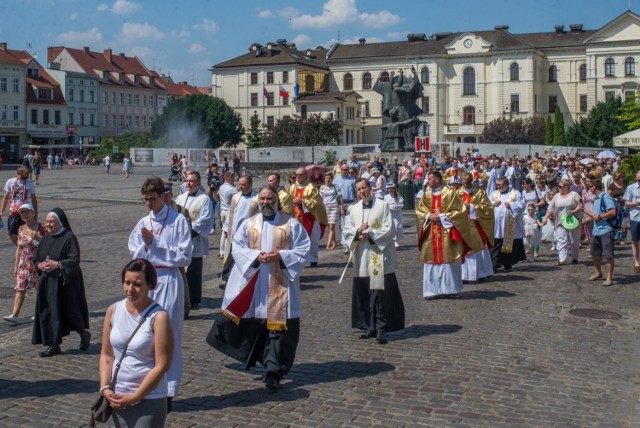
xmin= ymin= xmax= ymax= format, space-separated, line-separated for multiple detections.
xmin=141 ymin=197 xmax=159 ymax=203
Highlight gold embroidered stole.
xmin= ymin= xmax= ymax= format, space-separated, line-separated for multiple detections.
xmin=247 ymin=214 xmax=291 ymax=331
xmin=493 ymin=190 xmax=516 ymax=253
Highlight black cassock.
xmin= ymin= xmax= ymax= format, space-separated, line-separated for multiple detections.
xmin=352 ymin=273 xmax=405 ymax=332
xmin=32 ymin=230 xmax=89 ymax=347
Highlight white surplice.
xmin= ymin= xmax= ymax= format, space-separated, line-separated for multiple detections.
xmin=492 ymin=189 xmax=526 ymax=239
xmin=128 ymin=205 xmax=192 ymax=396
xmin=222 ymin=212 xmax=310 ymax=319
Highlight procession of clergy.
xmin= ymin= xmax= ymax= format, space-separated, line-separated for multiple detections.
xmin=129 ymin=160 xmax=526 ymax=393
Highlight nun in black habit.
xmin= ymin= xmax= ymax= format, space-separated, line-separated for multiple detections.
xmin=32 ymin=208 xmax=90 ymax=357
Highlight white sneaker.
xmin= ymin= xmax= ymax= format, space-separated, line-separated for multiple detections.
xmin=209 ymin=228 xmax=216 ymax=235
xmin=3 ymin=314 xmax=18 ymax=323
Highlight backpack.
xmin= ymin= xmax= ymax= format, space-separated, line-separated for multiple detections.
xmin=599 ymin=195 xmax=624 ymax=229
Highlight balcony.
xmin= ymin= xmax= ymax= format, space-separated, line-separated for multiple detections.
xmin=445 ymin=124 xmax=483 ymax=134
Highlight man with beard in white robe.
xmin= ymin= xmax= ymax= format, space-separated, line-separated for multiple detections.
xmin=128 ymin=176 xmax=192 ymax=406
xmin=343 ymin=179 xmax=405 ymax=344
xmin=491 ymin=176 xmax=527 ymax=272
xmin=209 ymin=185 xmax=310 ymax=390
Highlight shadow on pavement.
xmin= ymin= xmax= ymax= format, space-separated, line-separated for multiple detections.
xmin=300 ymin=283 xmax=325 ymax=291
xmin=492 ymin=274 xmax=533 ymax=282
xmin=0 ymin=378 xmax=95 ymax=398
xmin=458 ymin=290 xmax=516 ymax=300
xmin=300 ymin=274 xmax=340 ymax=283
xmin=391 ymin=324 xmax=462 ymax=341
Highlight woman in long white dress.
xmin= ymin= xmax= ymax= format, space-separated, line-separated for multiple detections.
xmin=383 ymin=184 xmax=404 ymax=247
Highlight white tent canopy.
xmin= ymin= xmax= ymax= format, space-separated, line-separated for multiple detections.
xmin=613 ymin=128 xmax=640 ymax=148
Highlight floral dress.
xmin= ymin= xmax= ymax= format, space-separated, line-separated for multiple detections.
xmin=15 ymin=223 xmax=46 ymax=291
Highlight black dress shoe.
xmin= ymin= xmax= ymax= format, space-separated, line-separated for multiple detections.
xmin=309 ymin=262 xmax=318 ymax=268
xmin=265 ymin=372 xmax=280 ymax=390
xmin=359 ymin=330 xmax=376 ymax=339
xmin=79 ymin=330 xmax=91 ymax=351
xmin=39 ymin=345 xmax=61 ymax=357
xmin=376 ymin=330 xmax=388 ymax=344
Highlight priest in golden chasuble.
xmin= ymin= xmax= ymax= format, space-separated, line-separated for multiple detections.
xmin=212 ymin=186 xmax=310 ymax=390
xmin=267 ymin=173 xmax=294 ymax=216
xmin=416 ymin=170 xmax=473 ymax=299
xmin=289 ymin=167 xmax=328 ymax=267
xmin=459 ymin=171 xmax=495 ymax=282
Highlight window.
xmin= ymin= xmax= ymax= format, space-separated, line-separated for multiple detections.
xmin=510 ymin=62 xmax=519 ymax=81
xmin=104 ymin=115 xmax=108 ymax=127
xmin=362 ymin=72 xmax=372 ymax=89
xmin=135 ymin=116 xmax=140 ymax=128
xmin=463 ymin=67 xmax=475 ymax=95
xmin=120 ymin=93 xmax=124 ymax=104
xmin=534 ymin=94 xmax=538 ymax=113
xmin=364 ymin=101 xmax=370 ymax=117
xmin=267 ymin=92 xmax=274 ymax=106
xmin=103 ymin=91 xmax=108 ymax=103
xmin=548 ymin=95 xmax=558 ymax=113
xmin=1 ymin=105 xmax=7 ymax=120
xmin=143 ymin=95 xmax=147 ymax=106
xmin=250 ymin=72 xmax=258 ymax=85
xmin=421 ymin=67 xmax=429 ymax=84
xmin=304 ymin=74 xmax=314 ymax=92
xmin=134 ymin=75 xmax=140 ymax=84
xmin=31 ymin=109 xmax=37 ymax=124
xmin=343 ymin=73 xmax=353 ymax=90
xmin=579 ymin=64 xmax=587 ymax=81
xmin=43 ymin=110 xmax=50 ymax=124
xmin=13 ymin=105 xmax=19 ymax=120
xmin=112 ymin=92 xmax=116 ymax=104
xmin=625 ymin=90 xmax=636 ymax=101
xmin=580 ymin=95 xmax=587 ymax=112
xmin=112 ymin=115 xmax=116 ymax=127
xmin=250 ymin=93 xmax=258 ymax=106
xmin=143 ymin=116 xmax=147 ymax=128
xmin=103 ymin=71 xmax=109 ymax=80
xmin=625 ymin=57 xmax=635 ymax=76
xmin=27 ymin=68 xmax=39 ymax=77
xmin=301 ymin=105 xmax=307 ymax=120
xmin=282 ymin=71 xmax=289 ymax=84
xmin=0 ymin=77 xmax=7 ymax=91
xmin=79 ymin=113 xmax=85 ymax=126
xmin=282 ymin=95 xmax=288 ymax=106
xmin=127 ymin=116 xmax=132 ymax=128
xmin=266 ymin=116 xmax=274 ymax=128
xmin=13 ymin=78 xmax=19 ymax=92
xmin=548 ymin=65 xmax=557 ymax=82
xmin=68 ymin=88 xmax=74 ymax=101
xmin=605 ymin=58 xmax=615 ymax=77
xmin=421 ymin=96 xmax=430 ymax=114
xmin=463 ymin=106 xmax=475 ymax=124
xmin=134 ymin=94 xmax=139 ymax=106
xmin=605 ymin=91 xmax=616 ymax=101
xmin=79 ymin=89 xmax=85 ymax=102
xmin=68 ymin=112 xmax=73 ymax=125
xmin=127 ymin=94 xmax=132 ymax=105
xmin=90 ymin=90 xmax=95 ymax=103
xmin=119 ymin=73 xmax=125 ymax=83
xmin=55 ymin=111 xmax=61 ymax=125
xmin=511 ymin=94 xmax=520 ymax=113
xmin=267 ymin=72 xmax=274 ymax=84
xmin=120 ymin=115 xmax=125 ymax=127
xmin=379 ymin=71 xmax=390 ymax=83
xmin=149 ymin=96 xmax=154 ymax=106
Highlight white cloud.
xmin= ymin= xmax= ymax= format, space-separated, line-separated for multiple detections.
xmin=290 ymin=0 xmax=401 ymax=30
xmin=127 ymin=45 xmax=153 ymax=60
xmin=56 ymin=28 xmax=103 ymax=46
xmin=193 ymin=19 xmax=219 ymax=34
xmin=279 ymin=7 xmax=299 ymax=19
xmin=292 ymin=34 xmax=312 ymax=49
xmin=70 ymin=11 xmax=79 ymax=21
xmin=386 ymin=31 xmax=405 ymax=40
xmin=118 ymin=22 xmax=165 ymax=43
xmin=258 ymin=9 xmax=273 ymax=19
xmin=97 ymin=0 xmax=142 ymax=14
xmin=189 ymin=43 xmax=206 ymax=54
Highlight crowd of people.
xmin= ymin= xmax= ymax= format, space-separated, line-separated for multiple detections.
xmin=1 ymin=148 xmax=639 ymax=427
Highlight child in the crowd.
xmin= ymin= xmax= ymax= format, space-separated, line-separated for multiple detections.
xmin=524 ymin=203 xmax=543 ymax=262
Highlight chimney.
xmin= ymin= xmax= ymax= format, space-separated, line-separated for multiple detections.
xmin=119 ymin=53 xmax=126 ymax=57
xmin=83 ymin=47 xmax=90 ymax=53
xmin=570 ymin=24 xmax=584 ymax=32
xmin=359 ymin=37 xmax=366 ymax=44
xmin=0 ymin=42 xmax=7 ymax=51
xmin=555 ymin=25 xmax=565 ymax=33
xmin=104 ymin=48 xmax=112 ymax=63
xmin=494 ymin=25 xmax=509 ymax=30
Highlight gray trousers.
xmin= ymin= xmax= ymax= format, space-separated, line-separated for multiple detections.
xmin=112 ymin=397 xmax=167 ymax=428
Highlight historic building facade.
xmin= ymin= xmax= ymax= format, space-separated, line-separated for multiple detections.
xmin=0 ymin=43 xmax=27 ymax=161
xmin=212 ymin=11 xmax=640 ymax=145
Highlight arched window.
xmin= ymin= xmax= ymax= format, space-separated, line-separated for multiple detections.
xmin=579 ymin=64 xmax=587 ymax=81
xmin=510 ymin=62 xmax=519 ymax=81
xmin=362 ymin=72 xmax=372 ymax=89
xmin=304 ymin=74 xmax=314 ymax=92
xmin=548 ymin=65 xmax=557 ymax=82
xmin=421 ymin=66 xmax=429 ymax=84
xmin=380 ymin=71 xmax=390 ymax=82
xmin=343 ymin=73 xmax=353 ymax=90
xmin=463 ymin=106 xmax=475 ymax=124
xmin=605 ymin=57 xmax=615 ymax=77
xmin=463 ymin=67 xmax=475 ymax=95
xmin=625 ymin=57 xmax=635 ymax=76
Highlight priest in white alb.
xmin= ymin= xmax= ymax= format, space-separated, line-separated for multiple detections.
xmin=490 ymin=176 xmax=527 ymax=272
xmin=209 ymin=185 xmax=310 ymax=390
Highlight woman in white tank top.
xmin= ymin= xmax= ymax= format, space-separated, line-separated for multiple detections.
xmin=99 ymin=259 xmax=174 ymax=427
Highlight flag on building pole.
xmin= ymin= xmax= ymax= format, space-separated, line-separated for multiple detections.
xmin=279 ymin=85 xmax=289 ymax=99
xmin=263 ymin=86 xmax=269 ymax=98
xmin=294 ymin=82 xmax=300 ymax=98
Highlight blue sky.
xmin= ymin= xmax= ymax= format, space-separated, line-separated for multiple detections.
xmin=0 ymin=0 xmax=635 ymax=86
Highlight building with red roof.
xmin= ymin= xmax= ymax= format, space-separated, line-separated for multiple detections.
xmin=0 ymin=42 xmax=27 ymax=161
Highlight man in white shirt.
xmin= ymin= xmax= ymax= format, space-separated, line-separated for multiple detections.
xmin=217 ymin=171 xmax=236 ymax=259
xmin=624 ymin=170 xmax=640 ymax=273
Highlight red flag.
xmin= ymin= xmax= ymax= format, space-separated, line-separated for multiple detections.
xmin=279 ymin=85 xmax=289 ymax=99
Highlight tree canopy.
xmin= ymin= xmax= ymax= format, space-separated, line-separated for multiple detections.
xmin=618 ymin=94 xmax=640 ymax=131
xmin=245 ymin=111 xmax=263 ymax=148
xmin=262 ymin=113 xmax=342 ymax=147
xmin=480 ymin=117 xmax=546 ymax=145
xmin=553 ymin=107 xmax=565 ymax=146
xmin=151 ymin=95 xmax=244 ymax=148
xmin=565 ymin=97 xmax=626 ymax=147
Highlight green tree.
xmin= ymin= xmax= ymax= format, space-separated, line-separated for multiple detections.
xmin=545 ymin=116 xmax=554 ymax=146
xmin=618 ymin=94 xmax=640 ymax=130
xmin=95 ymin=132 xmax=153 ymax=161
xmin=565 ymin=98 xmax=626 ymax=147
xmin=616 ymin=153 xmax=640 ymax=183
xmin=553 ymin=107 xmax=565 ymax=146
xmin=480 ymin=117 xmax=546 ymax=145
xmin=262 ymin=114 xmax=342 ymax=147
xmin=152 ymin=95 xmax=244 ymax=148
xmin=245 ymin=111 xmax=263 ymax=148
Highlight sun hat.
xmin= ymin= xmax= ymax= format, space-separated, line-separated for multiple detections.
xmin=18 ymin=203 xmax=34 ymax=212
xmin=561 ymin=211 xmax=579 ymax=230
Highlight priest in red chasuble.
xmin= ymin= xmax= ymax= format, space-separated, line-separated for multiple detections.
xmin=289 ymin=167 xmax=328 ymax=267
xmin=416 ymin=170 xmax=473 ymax=299
xmin=459 ymin=171 xmax=495 ymax=282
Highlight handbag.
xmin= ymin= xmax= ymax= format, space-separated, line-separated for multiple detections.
xmin=89 ymin=302 xmax=160 ymax=427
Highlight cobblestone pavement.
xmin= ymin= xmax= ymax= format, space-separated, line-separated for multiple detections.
xmin=0 ymin=165 xmax=639 ymax=427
